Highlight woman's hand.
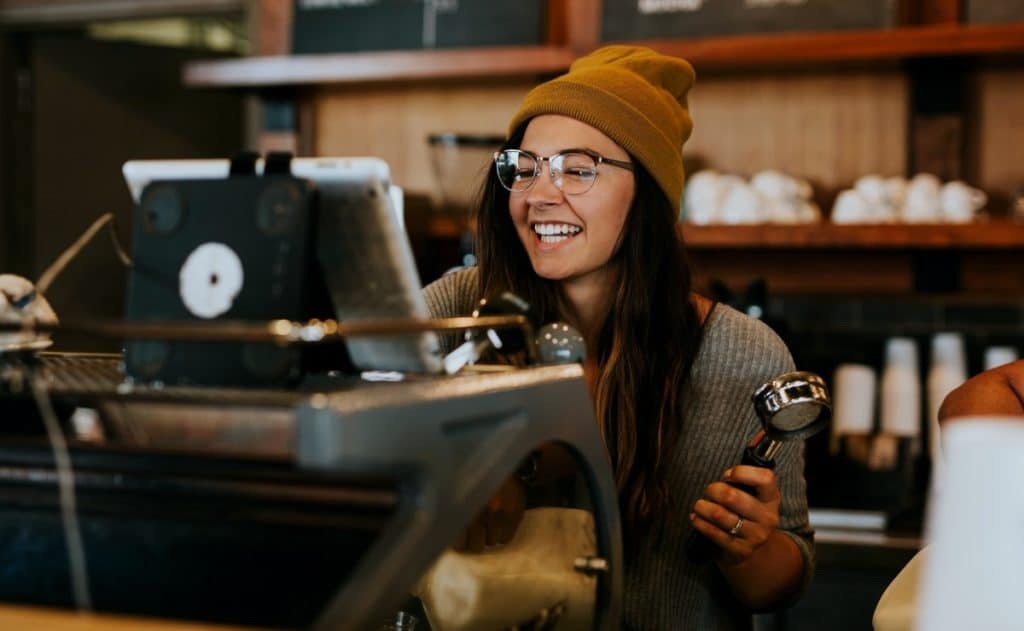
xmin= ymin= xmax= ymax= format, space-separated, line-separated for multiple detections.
xmin=453 ymin=475 xmax=527 ymax=553
xmin=689 ymin=465 xmax=781 ymax=566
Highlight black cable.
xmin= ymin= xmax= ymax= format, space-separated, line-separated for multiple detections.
xmin=21 ymin=212 xmax=129 ymax=611
xmin=107 ymin=215 xmax=133 ymax=268
xmin=36 ymin=213 xmax=117 ymax=295
xmin=29 ymin=370 xmax=92 ymax=610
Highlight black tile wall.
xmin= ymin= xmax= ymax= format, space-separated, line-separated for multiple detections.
xmin=754 ymin=294 xmax=1024 ymax=519
xmin=860 ymin=300 xmax=941 ymax=330
xmin=943 ymin=304 xmax=1023 ymax=328
xmin=766 ymin=296 xmax=865 ymax=329
xmin=764 ymin=296 xmax=1024 ymax=376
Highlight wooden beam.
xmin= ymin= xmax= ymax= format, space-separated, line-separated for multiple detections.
xmin=639 ymin=23 xmax=1024 ymax=69
xmin=185 ymin=23 xmax=1024 ymax=87
xmin=185 ymin=45 xmax=576 ymax=87
xmin=0 ymin=602 xmax=265 ymax=630
xmin=563 ymin=0 xmax=602 ymax=53
xmin=0 ymin=0 xmax=245 ymax=25
xmin=917 ymin=0 xmax=962 ymax=25
xmin=679 ymin=222 xmax=1024 ymax=249
xmin=546 ymin=0 xmax=568 ymax=46
xmin=251 ymin=0 xmax=291 ymax=57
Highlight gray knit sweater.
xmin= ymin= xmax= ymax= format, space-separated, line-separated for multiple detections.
xmin=422 ymin=267 xmax=814 ymax=631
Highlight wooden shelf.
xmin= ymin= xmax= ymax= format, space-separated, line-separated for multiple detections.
xmin=183 ymin=45 xmax=577 ymax=87
xmin=421 ymin=215 xmax=471 ymax=240
xmin=0 ymin=0 xmax=246 ymax=25
xmin=418 ymin=218 xmax=1024 ymax=249
xmin=183 ymin=23 xmax=1024 ymax=88
xmin=635 ymin=22 xmax=1024 ymax=69
xmin=680 ymin=221 xmax=1024 ymax=249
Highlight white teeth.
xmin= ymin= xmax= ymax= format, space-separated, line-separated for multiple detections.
xmin=540 ymin=235 xmax=569 ymax=243
xmin=533 ymin=223 xmax=582 ymax=236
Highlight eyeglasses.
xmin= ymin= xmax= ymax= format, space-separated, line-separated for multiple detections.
xmin=493 ymin=148 xmax=633 ymax=195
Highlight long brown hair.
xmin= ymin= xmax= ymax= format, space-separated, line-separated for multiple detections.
xmin=475 ymin=124 xmax=706 ymax=539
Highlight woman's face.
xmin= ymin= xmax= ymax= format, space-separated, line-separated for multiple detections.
xmin=509 ymin=115 xmax=635 ymax=284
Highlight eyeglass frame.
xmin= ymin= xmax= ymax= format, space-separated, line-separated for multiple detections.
xmin=492 ymin=147 xmax=634 ymax=195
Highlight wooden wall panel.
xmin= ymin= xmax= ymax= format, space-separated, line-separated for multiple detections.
xmin=961 ymin=252 xmax=1024 ymax=294
xmin=313 ymin=81 xmax=537 ymax=195
xmin=685 ymin=69 xmax=909 ymax=196
xmin=312 ymin=70 xmax=910 ymax=202
xmin=690 ymin=251 xmax=1024 ymax=297
xmin=30 ymin=34 xmax=244 ymax=350
xmin=972 ymin=65 xmax=1024 ymax=202
xmin=906 ymin=0 xmax=962 ymax=25
xmin=688 ymin=251 xmax=914 ymax=295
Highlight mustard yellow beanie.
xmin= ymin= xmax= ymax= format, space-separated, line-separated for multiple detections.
xmin=508 ymin=45 xmax=695 ymax=205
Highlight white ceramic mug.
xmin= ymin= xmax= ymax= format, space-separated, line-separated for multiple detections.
xmin=750 ymin=170 xmax=791 ymax=200
xmin=884 ymin=176 xmax=907 ymax=210
xmin=855 ymin=174 xmax=888 ymax=207
xmin=683 ymin=170 xmax=724 ymax=225
xmin=797 ymin=201 xmax=821 ymax=223
xmin=831 ymin=189 xmax=871 ymax=224
xmin=940 ymin=180 xmax=987 ymax=223
xmin=903 ymin=173 xmax=942 ymax=222
xmin=751 ymin=170 xmax=812 ymax=201
xmin=719 ymin=182 xmax=764 ymax=224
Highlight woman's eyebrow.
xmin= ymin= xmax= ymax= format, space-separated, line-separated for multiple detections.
xmin=518 ymin=146 xmax=597 ymax=156
xmin=559 ymin=147 xmax=596 ymax=155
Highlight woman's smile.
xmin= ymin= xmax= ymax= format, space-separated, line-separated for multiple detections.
xmin=530 ymin=221 xmax=584 ymax=250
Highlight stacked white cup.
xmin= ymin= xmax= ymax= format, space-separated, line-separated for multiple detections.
xmin=683 ymin=169 xmax=820 ymax=225
xmin=984 ymin=346 xmax=1019 ymax=370
xmin=831 ymin=173 xmax=987 ymax=223
xmin=878 ymin=338 xmax=922 ymax=468
xmin=831 ymin=363 xmax=877 ymax=464
xmin=880 ymin=338 xmax=922 ymax=438
xmin=927 ymin=333 xmax=968 ymax=475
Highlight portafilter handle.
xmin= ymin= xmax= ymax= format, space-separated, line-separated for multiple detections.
xmin=686 ymin=370 xmax=831 ymax=563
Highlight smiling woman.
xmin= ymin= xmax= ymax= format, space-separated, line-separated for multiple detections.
xmin=423 ymin=45 xmax=815 ymax=630
xmin=506 ymin=116 xmax=636 ymax=285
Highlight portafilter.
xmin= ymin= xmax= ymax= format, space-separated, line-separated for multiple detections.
xmin=687 ymin=370 xmax=831 ymax=562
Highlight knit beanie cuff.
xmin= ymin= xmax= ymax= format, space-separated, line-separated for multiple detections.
xmin=507 ymin=52 xmax=694 ymax=206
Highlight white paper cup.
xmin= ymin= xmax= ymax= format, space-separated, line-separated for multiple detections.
xmin=984 ymin=346 xmax=1019 ymax=371
xmin=832 ymin=363 xmax=877 ymax=435
xmin=880 ymin=337 xmax=922 ymax=437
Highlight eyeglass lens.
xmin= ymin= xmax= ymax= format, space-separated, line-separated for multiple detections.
xmin=495 ymin=150 xmax=599 ymax=195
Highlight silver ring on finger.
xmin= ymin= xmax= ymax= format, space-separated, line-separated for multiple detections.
xmin=728 ymin=516 xmax=744 ymax=536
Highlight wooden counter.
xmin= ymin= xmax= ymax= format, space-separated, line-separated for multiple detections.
xmin=0 ymin=604 xmax=266 ymax=631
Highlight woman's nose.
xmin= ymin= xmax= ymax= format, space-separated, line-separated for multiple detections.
xmin=526 ymin=162 xmax=563 ymax=206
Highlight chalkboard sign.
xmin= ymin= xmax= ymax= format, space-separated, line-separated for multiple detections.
xmin=293 ymin=0 xmax=547 ymax=55
xmin=965 ymin=0 xmax=1024 ymax=24
xmin=602 ymin=0 xmax=900 ymax=41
